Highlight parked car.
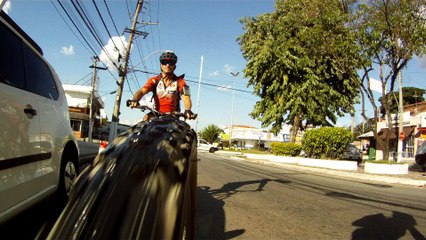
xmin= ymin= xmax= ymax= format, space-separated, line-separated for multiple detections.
xmin=0 ymin=11 xmax=80 ymax=224
xmin=197 ymin=139 xmax=218 ymax=153
xmin=343 ymin=143 xmax=362 ymax=163
xmin=415 ymin=141 xmax=426 ymax=172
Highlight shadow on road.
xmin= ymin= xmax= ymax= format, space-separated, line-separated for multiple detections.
xmin=326 ymin=191 xmax=426 ymax=212
xmin=352 ymin=211 xmax=425 ymax=240
xmin=196 ymin=178 xmax=272 ymax=239
xmin=0 ymin=196 xmax=64 ymax=239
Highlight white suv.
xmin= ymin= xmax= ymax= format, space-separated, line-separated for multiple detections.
xmin=197 ymin=139 xmax=218 ymax=153
xmin=0 ymin=11 xmax=79 ymax=224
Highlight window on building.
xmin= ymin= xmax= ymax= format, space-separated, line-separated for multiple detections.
xmin=70 ymin=120 xmax=82 ymax=132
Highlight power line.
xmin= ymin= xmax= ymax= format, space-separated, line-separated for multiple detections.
xmin=71 ymin=0 xmax=119 ymax=70
xmin=55 ymin=0 xmax=99 ymax=56
xmin=71 ymin=72 xmax=93 ymax=85
xmin=104 ymin=0 xmax=121 ymax=36
xmin=92 ymin=0 xmax=120 ymax=52
xmin=51 ymin=1 xmax=93 ymax=55
xmin=132 ymin=69 xmax=253 ymax=94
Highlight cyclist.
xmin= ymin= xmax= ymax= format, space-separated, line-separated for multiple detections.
xmin=129 ymin=50 xmax=196 ymax=120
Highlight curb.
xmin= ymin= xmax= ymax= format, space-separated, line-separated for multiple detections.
xmin=217 ymin=151 xmax=426 ymax=188
xmin=247 ymin=158 xmax=426 ymax=188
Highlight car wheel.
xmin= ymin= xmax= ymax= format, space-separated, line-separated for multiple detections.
xmin=209 ymin=148 xmax=215 ymax=153
xmin=57 ymin=151 xmax=78 ymax=204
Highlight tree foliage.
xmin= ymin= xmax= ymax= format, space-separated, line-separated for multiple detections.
xmin=352 ymin=119 xmax=375 ymax=139
xmin=270 ymin=142 xmax=302 ymax=156
xmin=238 ymin=0 xmax=361 ymax=142
xmin=379 ymin=87 xmax=426 ymax=114
xmin=198 ymin=124 xmax=224 ymax=143
xmin=354 ymin=0 xmax=426 ymax=160
xmin=302 ymin=127 xmax=352 ymax=159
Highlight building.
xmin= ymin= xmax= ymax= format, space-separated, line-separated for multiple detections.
xmin=374 ymin=101 xmax=426 ymax=161
xmin=221 ymin=124 xmax=295 ymax=149
xmin=63 ymin=84 xmax=105 ymax=139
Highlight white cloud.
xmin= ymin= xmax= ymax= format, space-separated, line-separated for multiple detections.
xmin=217 ymin=85 xmax=232 ymax=92
xmin=99 ymin=36 xmax=127 ymax=71
xmin=2 ymin=0 xmax=11 ymax=14
xmin=60 ymin=45 xmax=75 ymax=56
xmin=224 ymin=64 xmax=234 ymax=74
xmin=209 ymin=70 xmax=220 ymax=77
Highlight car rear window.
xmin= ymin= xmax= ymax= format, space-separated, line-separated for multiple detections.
xmin=417 ymin=141 xmax=426 ymax=155
xmin=23 ymin=44 xmax=59 ymax=100
xmin=0 ymin=21 xmax=25 ymax=89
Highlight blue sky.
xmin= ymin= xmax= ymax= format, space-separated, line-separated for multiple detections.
xmin=2 ymin=0 xmax=426 ymax=132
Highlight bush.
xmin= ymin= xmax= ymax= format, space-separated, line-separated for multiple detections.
xmin=271 ymin=142 xmax=302 ymax=156
xmin=301 ymin=127 xmax=352 ymax=159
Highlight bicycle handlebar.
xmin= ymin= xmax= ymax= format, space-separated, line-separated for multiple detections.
xmin=126 ymin=99 xmax=197 ymax=120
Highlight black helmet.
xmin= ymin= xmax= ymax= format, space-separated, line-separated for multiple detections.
xmin=159 ymin=51 xmax=177 ymax=63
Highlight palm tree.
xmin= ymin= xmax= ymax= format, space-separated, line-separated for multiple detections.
xmin=199 ymin=124 xmax=224 ymax=143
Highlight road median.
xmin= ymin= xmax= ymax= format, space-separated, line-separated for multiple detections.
xmin=217 ymin=151 xmax=426 ymax=187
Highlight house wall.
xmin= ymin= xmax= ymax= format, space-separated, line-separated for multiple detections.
xmin=63 ymin=85 xmax=105 ymax=140
xmin=222 ymin=125 xmax=294 ymax=149
xmin=375 ymin=102 xmax=426 ymax=161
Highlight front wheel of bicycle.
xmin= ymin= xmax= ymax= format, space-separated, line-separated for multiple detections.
xmin=47 ymin=115 xmax=198 ymax=240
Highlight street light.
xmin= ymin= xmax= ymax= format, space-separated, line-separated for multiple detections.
xmin=229 ymin=72 xmax=239 ymax=149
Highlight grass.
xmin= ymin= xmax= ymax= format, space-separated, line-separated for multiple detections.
xmin=364 ymin=160 xmax=408 ymax=164
xmin=221 ymin=148 xmax=272 ymax=155
xmin=242 ymin=149 xmax=273 ymax=154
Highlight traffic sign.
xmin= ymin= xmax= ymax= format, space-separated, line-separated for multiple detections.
xmin=399 ymin=131 xmax=405 ymax=140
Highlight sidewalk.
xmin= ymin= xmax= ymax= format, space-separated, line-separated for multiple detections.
xmin=215 ymin=150 xmax=426 ymax=188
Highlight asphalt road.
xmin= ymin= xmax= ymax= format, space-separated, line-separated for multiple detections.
xmin=196 ymin=151 xmax=426 ymax=239
xmin=77 ymin=140 xmax=100 ymax=170
xmin=2 ymin=149 xmax=425 ymax=239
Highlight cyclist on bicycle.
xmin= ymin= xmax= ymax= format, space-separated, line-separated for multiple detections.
xmin=129 ymin=50 xmax=195 ymax=120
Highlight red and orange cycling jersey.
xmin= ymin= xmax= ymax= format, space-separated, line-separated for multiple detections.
xmin=142 ymin=74 xmax=186 ymax=113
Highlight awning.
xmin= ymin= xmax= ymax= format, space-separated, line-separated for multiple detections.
xmin=415 ymin=127 xmax=426 ymax=138
xmin=378 ymin=126 xmax=415 ymax=140
xmin=378 ymin=128 xmax=397 ymax=140
xmin=403 ymin=126 xmax=415 ymax=140
xmin=358 ymin=131 xmax=374 ymax=139
xmin=70 ymin=112 xmax=89 ymax=121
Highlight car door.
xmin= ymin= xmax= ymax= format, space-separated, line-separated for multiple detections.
xmin=22 ymin=37 xmax=65 ymax=192
xmin=0 ymin=19 xmax=42 ymax=215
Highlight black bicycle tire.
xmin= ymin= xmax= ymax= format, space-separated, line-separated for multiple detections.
xmin=47 ymin=115 xmax=197 ymax=240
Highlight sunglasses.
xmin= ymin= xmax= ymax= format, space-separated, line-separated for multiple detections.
xmin=161 ymin=60 xmax=176 ymax=66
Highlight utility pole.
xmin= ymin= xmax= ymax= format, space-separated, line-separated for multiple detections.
xmin=88 ymin=56 xmax=107 ymax=143
xmin=397 ymin=70 xmax=404 ymax=162
xmin=195 ymin=56 xmax=204 ymax=133
xmin=229 ymin=72 xmax=239 ymax=149
xmin=108 ymin=0 xmax=145 ymax=143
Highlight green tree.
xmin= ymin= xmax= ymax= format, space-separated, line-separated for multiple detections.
xmin=354 ymin=0 xmax=426 ymax=160
xmin=198 ymin=124 xmax=224 ymax=143
xmin=238 ymin=0 xmax=361 ymax=142
xmin=353 ymin=119 xmax=375 ymax=139
xmin=379 ymin=87 xmax=426 ymax=114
